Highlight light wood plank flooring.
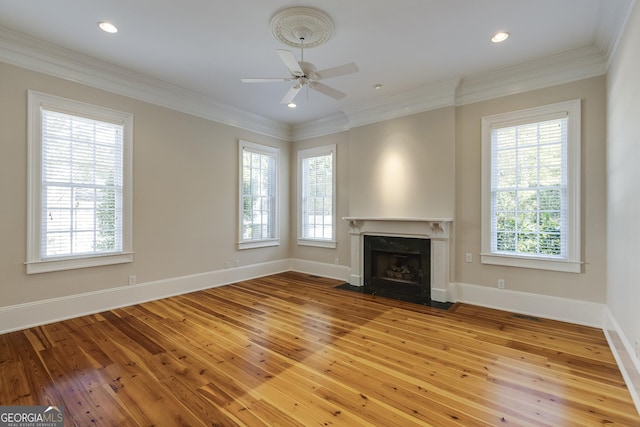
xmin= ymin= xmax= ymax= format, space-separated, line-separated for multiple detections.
xmin=1 ymin=272 xmax=638 ymax=426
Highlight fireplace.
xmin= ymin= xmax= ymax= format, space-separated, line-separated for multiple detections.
xmin=344 ymin=217 xmax=452 ymax=302
xmin=364 ymin=235 xmax=431 ymax=303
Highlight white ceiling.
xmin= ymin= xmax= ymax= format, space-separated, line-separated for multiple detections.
xmin=0 ymin=0 xmax=633 ymax=129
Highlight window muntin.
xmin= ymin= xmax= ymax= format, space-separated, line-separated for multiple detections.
xmin=491 ymin=118 xmax=566 ymax=257
xmin=27 ymin=91 xmax=133 ymax=273
xmin=481 ymin=100 xmax=581 ymax=272
xmin=298 ymin=145 xmax=336 ymax=248
xmin=41 ymin=110 xmax=124 ymax=257
xmin=239 ymin=140 xmax=279 ymax=249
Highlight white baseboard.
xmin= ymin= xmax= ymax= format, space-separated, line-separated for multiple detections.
xmin=0 ymin=259 xmax=351 ymax=335
xmin=0 ymin=259 xmax=290 ymax=335
xmin=289 ymin=258 xmax=351 ymax=282
xmin=603 ymin=307 xmax=640 ymax=415
xmin=0 ymin=264 xmax=606 ymax=333
xmin=452 ymin=281 xmax=605 ymax=328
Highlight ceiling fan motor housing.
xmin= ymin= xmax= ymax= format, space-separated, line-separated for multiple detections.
xmin=298 ymin=62 xmax=318 ymax=80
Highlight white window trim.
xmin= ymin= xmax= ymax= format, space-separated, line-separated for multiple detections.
xmin=480 ymin=99 xmax=581 ymax=273
xmin=297 ymin=144 xmax=337 ymax=248
xmin=238 ymin=140 xmax=279 ymax=250
xmin=26 ymin=90 xmax=134 ymax=274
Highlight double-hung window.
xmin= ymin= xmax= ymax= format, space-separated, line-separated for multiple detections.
xmin=481 ymin=99 xmax=581 ymax=273
xmin=298 ymin=145 xmax=336 ymax=248
xmin=27 ymin=91 xmax=133 ymax=274
xmin=238 ymin=140 xmax=279 ymax=249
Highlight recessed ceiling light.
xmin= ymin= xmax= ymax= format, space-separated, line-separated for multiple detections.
xmin=491 ymin=31 xmax=509 ymax=43
xmin=98 ymin=21 xmax=118 ymax=34
xmin=373 ymin=83 xmax=383 ymax=90
xmin=287 ymin=102 xmax=297 ymax=108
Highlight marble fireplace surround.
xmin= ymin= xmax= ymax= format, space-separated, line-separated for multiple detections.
xmin=344 ymin=217 xmax=453 ymax=302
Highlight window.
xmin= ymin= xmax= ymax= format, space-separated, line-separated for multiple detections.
xmin=481 ymin=99 xmax=581 ymax=273
xmin=27 ymin=91 xmax=133 ymax=274
xmin=298 ymin=145 xmax=336 ymax=248
xmin=238 ymin=140 xmax=279 ymax=249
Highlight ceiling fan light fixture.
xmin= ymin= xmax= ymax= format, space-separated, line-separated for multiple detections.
xmin=98 ymin=21 xmax=118 ymax=34
xmin=491 ymin=31 xmax=509 ymax=43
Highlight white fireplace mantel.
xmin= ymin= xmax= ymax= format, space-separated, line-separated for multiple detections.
xmin=343 ymin=217 xmax=453 ymax=302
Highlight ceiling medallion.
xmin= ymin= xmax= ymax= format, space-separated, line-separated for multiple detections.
xmin=270 ymin=6 xmax=334 ymax=48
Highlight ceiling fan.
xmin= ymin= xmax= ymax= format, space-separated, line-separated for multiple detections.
xmin=241 ymin=29 xmax=358 ymax=105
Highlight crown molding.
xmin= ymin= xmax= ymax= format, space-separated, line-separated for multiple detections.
xmin=0 ymin=20 xmax=624 ymax=143
xmin=344 ymin=79 xmax=460 ymax=129
xmin=455 ymin=45 xmax=607 ymax=106
xmin=595 ymin=0 xmax=628 ymax=56
xmin=294 ymin=44 xmax=608 ymax=138
xmin=290 ymin=113 xmax=349 ymax=141
xmin=291 ymin=79 xmax=460 ymax=140
xmin=0 ymin=27 xmax=290 ymax=141
xmin=601 ymin=0 xmax=637 ymax=69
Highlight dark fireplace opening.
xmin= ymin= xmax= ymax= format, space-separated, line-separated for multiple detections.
xmin=364 ymin=235 xmax=431 ymax=303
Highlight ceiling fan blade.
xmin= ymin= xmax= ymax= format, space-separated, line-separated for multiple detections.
xmin=316 ymin=63 xmax=359 ymax=80
xmin=309 ymin=82 xmax=346 ymax=100
xmin=281 ymin=84 xmax=302 ymax=104
xmin=276 ymin=49 xmax=304 ymax=77
xmin=241 ymin=78 xmax=291 ymax=83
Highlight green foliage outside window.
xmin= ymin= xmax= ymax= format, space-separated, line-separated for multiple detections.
xmin=492 ymin=118 xmax=565 ymax=257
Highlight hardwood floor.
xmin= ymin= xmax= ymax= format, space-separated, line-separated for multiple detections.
xmin=1 ymin=272 xmax=638 ymax=426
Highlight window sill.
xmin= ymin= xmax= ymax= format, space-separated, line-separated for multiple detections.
xmin=480 ymin=253 xmax=581 ymax=273
xmin=297 ymin=238 xmax=337 ymax=249
xmin=26 ymin=252 xmax=134 ymax=274
xmin=238 ymin=239 xmax=280 ymax=250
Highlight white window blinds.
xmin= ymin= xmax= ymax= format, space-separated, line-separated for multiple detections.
xmin=41 ymin=109 xmax=124 ymax=258
xmin=27 ymin=91 xmax=133 ymax=274
xmin=490 ymin=115 xmax=567 ymax=258
xmin=301 ymin=151 xmax=334 ymax=240
xmin=240 ymin=142 xmax=278 ymax=245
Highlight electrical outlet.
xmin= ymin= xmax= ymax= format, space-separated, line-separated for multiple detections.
xmin=635 ymin=339 xmax=639 ymax=359
xmin=128 ymin=275 xmax=136 ymax=286
xmin=497 ymin=279 xmax=505 ymax=289
xmin=335 ymin=258 xmax=339 ymax=265
xmin=224 ymin=261 xmax=231 ymax=269
xmin=235 ymin=259 xmax=240 ymax=268
xmin=465 ymin=253 xmax=473 ymax=263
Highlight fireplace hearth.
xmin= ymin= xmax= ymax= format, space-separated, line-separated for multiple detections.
xmin=364 ymin=235 xmax=430 ymax=303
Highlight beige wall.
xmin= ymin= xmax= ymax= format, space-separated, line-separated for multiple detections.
xmin=347 ymin=107 xmax=456 ymax=219
xmin=455 ymin=77 xmax=607 ymax=302
xmin=0 ymin=58 xmax=610 ymax=310
xmin=0 ymin=62 xmax=289 ymax=308
xmin=289 ymin=131 xmax=351 ymax=266
xmin=607 ymin=1 xmax=640 ymax=355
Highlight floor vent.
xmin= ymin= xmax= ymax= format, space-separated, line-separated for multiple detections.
xmin=512 ymin=313 xmax=542 ymax=322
